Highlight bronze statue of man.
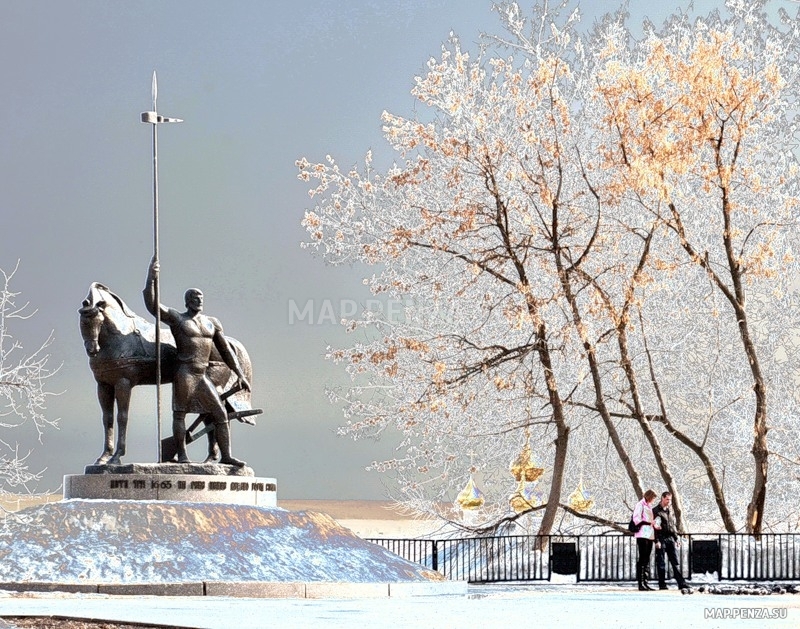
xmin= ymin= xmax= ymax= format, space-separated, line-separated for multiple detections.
xmin=143 ymin=257 xmax=250 ymax=466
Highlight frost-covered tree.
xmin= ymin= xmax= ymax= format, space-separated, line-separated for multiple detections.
xmin=592 ymin=0 xmax=800 ymax=534
xmin=299 ymin=0 xmax=800 ymax=535
xmin=0 ymin=263 xmax=58 ymax=494
xmin=300 ymin=5 xmax=598 ymax=538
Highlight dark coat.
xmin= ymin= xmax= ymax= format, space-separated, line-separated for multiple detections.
xmin=652 ymin=503 xmax=678 ymax=541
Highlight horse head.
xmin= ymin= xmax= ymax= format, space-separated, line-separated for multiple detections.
xmin=79 ymin=282 xmax=127 ymax=357
xmin=79 ymin=282 xmax=160 ymax=359
xmin=79 ymin=291 xmax=107 ymax=357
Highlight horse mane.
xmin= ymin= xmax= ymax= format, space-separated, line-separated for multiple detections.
xmin=89 ymin=282 xmax=139 ymax=319
xmin=83 ymin=282 xmax=176 ymax=350
xmin=87 ymin=281 xmax=163 ymax=341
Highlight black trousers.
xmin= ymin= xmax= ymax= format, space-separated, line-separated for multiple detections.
xmin=656 ymin=538 xmax=685 ymax=586
xmin=636 ymin=538 xmax=653 ymax=573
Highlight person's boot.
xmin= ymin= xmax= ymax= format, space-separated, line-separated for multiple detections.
xmin=637 ymin=565 xmax=647 ymax=591
xmin=642 ymin=566 xmax=655 ymax=591
xmin=216 ymin=421 xmax=245 ymax=467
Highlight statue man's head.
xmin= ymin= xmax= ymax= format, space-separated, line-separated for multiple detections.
xmin=185 ymin=288 xmax=203 ymax=312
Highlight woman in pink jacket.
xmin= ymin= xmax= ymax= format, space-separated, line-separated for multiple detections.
xmin=632 ymin=489 xmax=658 ymax=591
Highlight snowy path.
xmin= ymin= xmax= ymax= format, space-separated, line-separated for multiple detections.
xmin=2 ymin=585 xmax=800 ymax=629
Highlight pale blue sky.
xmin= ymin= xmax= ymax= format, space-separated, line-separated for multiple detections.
xmin=0 ymin=0 xmax=787 ymax=498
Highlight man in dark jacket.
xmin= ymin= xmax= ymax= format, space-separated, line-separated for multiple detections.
xmin=653 ymin=491 xmax=690 ymax=590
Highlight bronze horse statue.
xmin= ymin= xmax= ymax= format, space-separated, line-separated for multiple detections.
xmin=78 ymin=282 xmax=255 ymax=465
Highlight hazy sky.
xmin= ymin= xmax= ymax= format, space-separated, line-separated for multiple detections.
xmin=1 ymin=0 xmax=787 ymax=499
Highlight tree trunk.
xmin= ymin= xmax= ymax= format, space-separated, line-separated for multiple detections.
xmin=532 ymin=320 xmax=570 ymax=543
xmin=556 ymin=256 xmax=644 ymax=499
xmin=668 ymin=187 xmax=769 ymax=535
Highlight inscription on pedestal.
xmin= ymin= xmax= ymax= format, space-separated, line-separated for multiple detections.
xmin=102 ymin=478 xmax=277 ymax=493
xmin=64 ymin=472 xmax=278 ymax=506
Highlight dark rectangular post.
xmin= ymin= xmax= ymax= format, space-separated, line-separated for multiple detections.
xmin=551 ymin=541 xmax=578 ymax=575
xmin=691 ymin=538 xmax=721 ymax=577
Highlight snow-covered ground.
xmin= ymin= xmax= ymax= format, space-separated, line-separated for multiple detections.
xmin=0 ymin=500 xmax=442 ymax=584
xmin=2 ymin=584 xmax=800 ymax=629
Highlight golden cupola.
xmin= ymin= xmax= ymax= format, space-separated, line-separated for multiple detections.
xmin=510 ymin=441 xmax=544 ymax=483
xmin=456 ymin=474 xmax=485 ymax=511
xmin=568 ymin=479 xmax=594 ymax=513
xmin=508 ymin=433 xmax=544 ymax=514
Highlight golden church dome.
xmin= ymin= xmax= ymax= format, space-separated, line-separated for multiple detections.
xmin=456 ymin=475 xmax=485 ymax=511
xmin=568 ymin=480 xmax=594 ymax=513
xmin=510 ymin=442 xmax=544 ymax=483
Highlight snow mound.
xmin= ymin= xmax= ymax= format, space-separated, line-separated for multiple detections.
xmin=0 ymin=499 xmax=443 ymax=584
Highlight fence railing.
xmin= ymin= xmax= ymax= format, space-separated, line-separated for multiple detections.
xmin=720 ymin=534 xmax=800 ymax=581
xmin=368 ymin=533 xmax=800 ymax=584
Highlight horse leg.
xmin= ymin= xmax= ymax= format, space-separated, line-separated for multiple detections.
xmin=108 ymin=379 xmax=132 ymax=465
xmin=94 ymin=382 xmax=115 ymax=465
xmin=200 ymin=413 xmax=220 ymax=463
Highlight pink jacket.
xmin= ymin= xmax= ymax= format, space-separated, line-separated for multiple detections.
xmin=632 ymin=498 xmax=655 ymax=540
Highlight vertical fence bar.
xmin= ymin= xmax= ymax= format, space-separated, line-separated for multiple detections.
xmin=506 ymin=536 xmax=511 ymax=582
xmin=725 ymin=534 xmax=731 ymax=581
xmin=754 ymin=535 xmax=760 ymax=580
xmin=455 ymin=539 xmax=461 ymax=581
xmin=719 ymin=534 xmax=725 ymax=580
xmin=768 ymin=535 xmax=773 ymax=580
xmin=466 ymin=538 xmax=473 ymax=582
xmin=719 ymin=535 xmax=736 ymax=581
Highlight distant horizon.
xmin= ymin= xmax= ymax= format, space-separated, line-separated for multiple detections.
xmin=0 ymin=493 xmax=437 ymax=524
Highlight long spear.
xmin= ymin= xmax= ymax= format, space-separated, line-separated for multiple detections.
xmin=141 ymin=71 xmax=183 ymax=462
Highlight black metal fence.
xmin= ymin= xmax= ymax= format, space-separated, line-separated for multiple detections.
xmin=368 ymin=533 xmax=800 ymax=584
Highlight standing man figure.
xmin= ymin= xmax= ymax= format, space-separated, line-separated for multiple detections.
xmin=653 ymin=491 xmax=690 ymax=591
xmin=144 ymin=257 xmax=250 ymax=466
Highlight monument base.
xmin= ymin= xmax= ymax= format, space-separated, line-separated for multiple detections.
xmin=65 ymin=462 xmax=276 ymax=506
xmin=84 ymin=462 xmax=256 ymax=477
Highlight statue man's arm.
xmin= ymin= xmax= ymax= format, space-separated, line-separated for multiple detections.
xmin=211 ymin=318 xmax=251 ymax=391
xmin=142 ymin=257 xmax=171 ymax=321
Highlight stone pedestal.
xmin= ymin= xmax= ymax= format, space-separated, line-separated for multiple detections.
xmin=64 ymin=462 xmax=277 ymax=507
